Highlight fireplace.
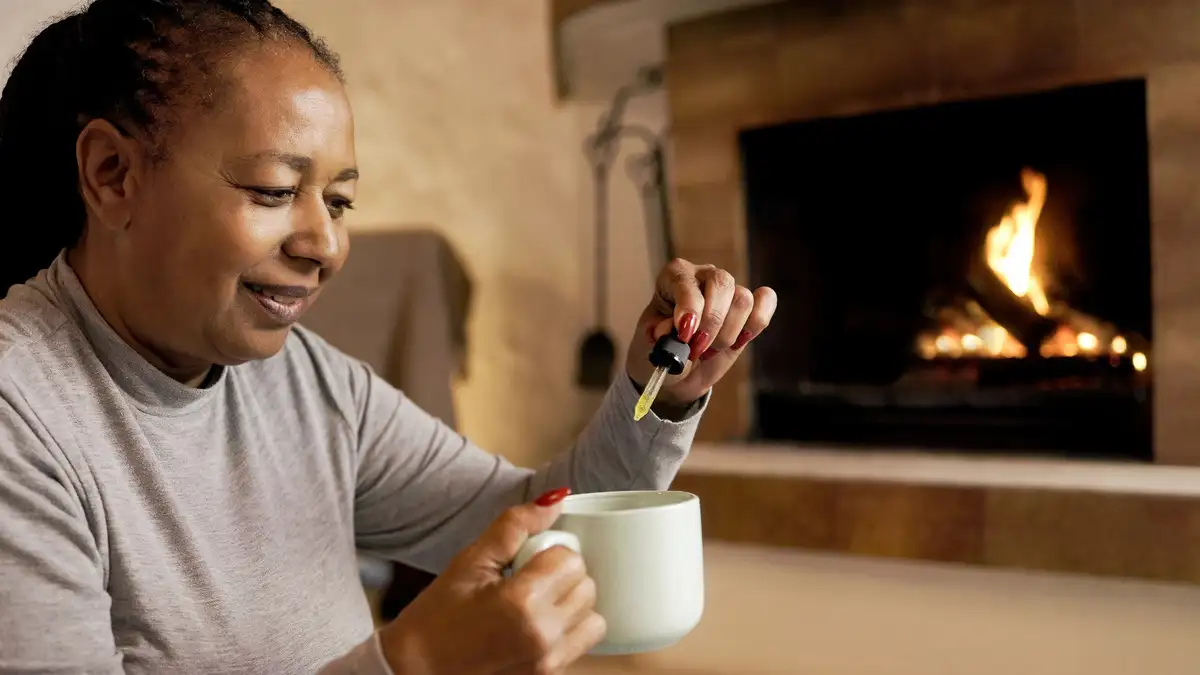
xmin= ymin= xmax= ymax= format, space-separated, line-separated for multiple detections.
xmin=741 ymin=79 xmax=1153 ymax=460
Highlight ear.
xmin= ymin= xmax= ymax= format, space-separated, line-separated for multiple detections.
xmin=76 ymin=119 xmax=146 ymax=233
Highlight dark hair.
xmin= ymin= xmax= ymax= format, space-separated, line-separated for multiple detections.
xmin=0 ymin=0 xmax=343 ymax=292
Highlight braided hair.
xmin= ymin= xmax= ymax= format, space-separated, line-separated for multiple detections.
xmin=0 ymin=0 xmax=343 ymax=292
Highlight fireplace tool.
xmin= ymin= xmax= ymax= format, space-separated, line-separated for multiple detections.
xmin=577 ymin=66 xmax=671 ymax=388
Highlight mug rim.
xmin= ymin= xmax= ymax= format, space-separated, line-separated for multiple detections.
xmin=560 ymin=489 xmax=698 ymax=516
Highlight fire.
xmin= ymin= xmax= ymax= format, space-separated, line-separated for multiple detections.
xmin=986 ymin=168 xmax=1051 ymax=316
xmin=914 ymin=167 xmax=1149 ymax=370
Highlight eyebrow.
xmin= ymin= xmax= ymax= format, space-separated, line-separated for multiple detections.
xmin=237 ymin=151 xmax=359 ymax=182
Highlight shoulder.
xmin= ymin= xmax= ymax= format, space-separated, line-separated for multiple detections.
xmin=0 ymin=283 xmax=77 ymax=478
xmin=0 ymin=277 xmax=77 ymax=386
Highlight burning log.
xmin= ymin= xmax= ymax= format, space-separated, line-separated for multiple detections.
xmin=967 ymin=258 xmax=1057 ymax=354
xmin=1056 ymin=305 xmax=1106 ymax=338
xmin=962 ymin=168 xmax=1058 ymax=354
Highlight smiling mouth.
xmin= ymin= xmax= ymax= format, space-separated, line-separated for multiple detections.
xmin=242 ymin=282 xmax=315 ymax=325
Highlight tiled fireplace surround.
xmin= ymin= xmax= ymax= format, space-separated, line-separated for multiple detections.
xmin=666 ymin=0 xmax=1200 ymax=467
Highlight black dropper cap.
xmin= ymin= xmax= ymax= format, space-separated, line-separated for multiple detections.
xmin=649 ymin=329 xmax=690 ymax=376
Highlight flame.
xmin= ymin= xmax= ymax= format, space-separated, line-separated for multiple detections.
xmin=916 ymin=167 xmax=1149 ymax=366
xmin=986 ymin=169 xmax=1051 ymax=316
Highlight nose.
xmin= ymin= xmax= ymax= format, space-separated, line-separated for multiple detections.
xmin=282 ymin=195 xmax=347 ymax=275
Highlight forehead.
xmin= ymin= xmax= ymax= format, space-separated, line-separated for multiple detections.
xmin=171 ymin=42 xmax=355 ymax=168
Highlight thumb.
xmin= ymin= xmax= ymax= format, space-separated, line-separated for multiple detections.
xmin=463 ymin=487 xmax=571 ymax=572
xmin=651 ymin=317 xmax=674 ymax=343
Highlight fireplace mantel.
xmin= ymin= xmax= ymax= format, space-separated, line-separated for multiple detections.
xmin=672 ymin=444 xmax=1200 ymax=585
xmin=665 ymin=0 xmax=1200 ymax=466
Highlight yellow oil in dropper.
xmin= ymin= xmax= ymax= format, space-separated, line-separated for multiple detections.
xmin=634 ymin=329 xmax=691 ymax=421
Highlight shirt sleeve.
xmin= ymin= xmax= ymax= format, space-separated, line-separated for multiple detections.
xmin=317 ymin=631 xmax=395 ymax=675
xmin=0 ymin=402 xmax=123 ymax=674
xmin=345 ymin=359 xmax=707 ymax=573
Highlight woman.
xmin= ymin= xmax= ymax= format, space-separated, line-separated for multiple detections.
xmin=0 ymin=1 xmax=776 ymax=673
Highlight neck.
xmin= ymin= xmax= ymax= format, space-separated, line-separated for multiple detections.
xmin=67 ymin=244 xmax=213 ymax=387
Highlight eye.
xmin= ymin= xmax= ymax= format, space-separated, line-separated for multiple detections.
xmin=327 ymin=196 xmax=355 ymax=220
xmin=247 ymin=187 xmax=297 ymax=206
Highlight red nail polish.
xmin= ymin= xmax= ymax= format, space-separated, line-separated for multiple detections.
xmin=535 ymin=487 xmax=570 ymax=507
xmin=700 ymin=348 xmax=720 ymax=361
xmin=732 ymin=330 xmax=753 ymax=351
xmin=690 ymin=331 xmax=711 ymax=360
xmin=678 ymin=313 xmax=699 ymax=343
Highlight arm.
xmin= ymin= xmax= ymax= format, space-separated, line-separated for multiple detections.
xmin=316 ymin=360 xmax=703 ymax=675
xmin=319 ymin=255 xmax=774 ymax=675
xmin=0 ymin=404 xmax=123 ymax=674
xmin=523 ymin=374 xmax=706 ymax=499
xmin=347 ymin=359 xmax=705 ymax=574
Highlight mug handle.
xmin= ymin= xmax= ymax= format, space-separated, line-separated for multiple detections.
xmin=510 ymin=530 xmax=582 ymax=573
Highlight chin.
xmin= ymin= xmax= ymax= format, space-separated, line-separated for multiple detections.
xmin=216 ymin=326 xmax=294 ymax=365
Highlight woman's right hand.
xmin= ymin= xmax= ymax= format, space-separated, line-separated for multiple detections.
xmin=378 ymin=489 xmax=606 ymax=674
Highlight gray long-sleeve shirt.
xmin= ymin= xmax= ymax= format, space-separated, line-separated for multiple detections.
xmin=0 ymin=255 xmax=705 ymax=674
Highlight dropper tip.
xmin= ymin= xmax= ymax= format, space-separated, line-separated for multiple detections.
xmin=633 ymin=399 xmax=650 ymax=421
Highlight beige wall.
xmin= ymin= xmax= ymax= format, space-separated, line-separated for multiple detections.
xmin=0 ymin=0 xmax=83 ymax=75
xmin=278 ymin=0 xmax=664 ymax=467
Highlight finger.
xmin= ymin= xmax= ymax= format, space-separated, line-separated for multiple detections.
xmin=645 ymin=316 xmax=674 ymax=344
xmin=729 ymin=286 xmax=778 ymax=353
xmin=556 ymin=574 xmax=598 ymax=634
xmin=691 ymin=267 xmax=736 ymax=359
xmin=703 ymin=286 xmax=779 ymax=366
xmin=460 ymin=488 xmax=569 ymax=573
xmin=510 ymin=545 xmax=589 ymax=604
xmin=703 ymin=285 xmax=754 ymax=360
xmin=741 ymin=286 xmax=778 ymax=346
xmin=655 ymin=258 xmax=706 ymax=342
xmin=543 ymin=612 xmax=608 ymax=674
xmin=643 ymin=316 xmax=674 ymax=345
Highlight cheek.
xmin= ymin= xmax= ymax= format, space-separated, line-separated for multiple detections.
xmin=217 ymin=206 xmax=293 ymax=269
xmin=134 ymin=186 xmax=288 ymax=283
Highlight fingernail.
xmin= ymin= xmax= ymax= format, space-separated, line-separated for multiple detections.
xmin=535 ymin=487 xmax=570 ymax=507
xmin=678 ymin=313 xmax=699 ymax=343
xmin=690 ymin=331 xmax=711 ymax=360
xmin=732 ymin=330 xmax=753 ymax=351
xmin=700 ymin=348 xmax=720 ymax=361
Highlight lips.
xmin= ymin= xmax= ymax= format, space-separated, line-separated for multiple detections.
xmin=242 ymin=282 xmax=316 ymax=325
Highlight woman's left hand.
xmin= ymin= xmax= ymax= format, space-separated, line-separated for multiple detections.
xmin=626 ymin=258 xmax=778 ymax=413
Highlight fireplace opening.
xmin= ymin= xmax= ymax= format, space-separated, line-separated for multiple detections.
xmin=741 ymin=78 xmax=1152 ymax=460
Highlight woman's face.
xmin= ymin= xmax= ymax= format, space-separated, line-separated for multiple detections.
xmin=111 ymin=42 xmax=357 ymax=372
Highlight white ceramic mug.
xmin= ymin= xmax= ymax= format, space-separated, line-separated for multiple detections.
xmin=511 ymin=490 xmax=704 ymax=655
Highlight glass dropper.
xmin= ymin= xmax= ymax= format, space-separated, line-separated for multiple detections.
xmin=633 ymin=329 xmax=691 ymax=421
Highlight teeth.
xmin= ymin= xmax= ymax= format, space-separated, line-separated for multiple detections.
xmin=245 ymin=283 xmax=298 ymax=306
